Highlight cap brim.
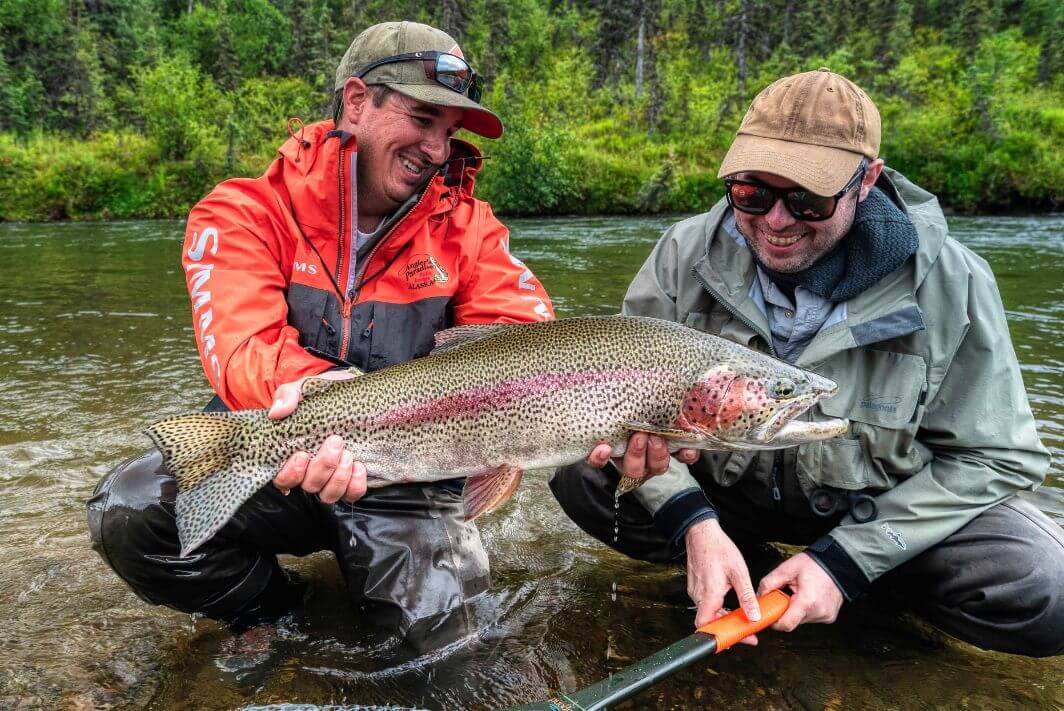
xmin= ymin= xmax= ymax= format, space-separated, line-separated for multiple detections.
xmin=387 ymin=83 xmax=503 ymax=139
xmin=717 ymin=133 xmax=864 ymax=196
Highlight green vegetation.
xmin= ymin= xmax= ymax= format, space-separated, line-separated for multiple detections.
xmin=1 ymin=0 xmax=1061 ymax=221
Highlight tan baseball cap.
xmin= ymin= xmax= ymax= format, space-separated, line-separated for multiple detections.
xmin=334 ymin=21 xmax=503 ymax=139
xmin=717 ymin=68 xmax=881 ymax=196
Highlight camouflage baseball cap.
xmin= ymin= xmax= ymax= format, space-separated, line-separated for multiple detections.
xmin=335 ymin=21 xmax=503 ymax=139
xmin=718 ymin=68 xmax=881 ymax=196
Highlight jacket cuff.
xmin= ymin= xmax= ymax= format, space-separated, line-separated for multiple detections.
xmin=805 ymin=535 xmax=871 ymax=602
xmin=651 ymin=488 xmax=718 ymax=550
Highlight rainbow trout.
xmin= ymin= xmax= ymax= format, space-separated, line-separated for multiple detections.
xmin=147 ymin=316 xmax=849 ymax=556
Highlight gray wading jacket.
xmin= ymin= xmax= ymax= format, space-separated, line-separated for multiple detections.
xmin=626 ymin=168 xmax=1050 ymax=597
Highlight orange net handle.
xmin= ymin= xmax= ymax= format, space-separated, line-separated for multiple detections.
xmin=696 ymin=589 xmax=791 ymax=652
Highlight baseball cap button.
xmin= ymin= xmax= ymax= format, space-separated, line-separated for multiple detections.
xmin=818 ymin=66 xmax=831 ymax=72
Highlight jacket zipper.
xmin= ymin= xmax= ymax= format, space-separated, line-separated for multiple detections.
xmin=336 ymin=144 xmax=353 ymax=356
xmin=335 ymin=153 xmax=436 ymax=360
xmin=692 ymin=267 xmax=786 ymax=510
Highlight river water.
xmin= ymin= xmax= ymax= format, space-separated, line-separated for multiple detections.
xmin=0 ymin=215 xmax=1061 ymax=709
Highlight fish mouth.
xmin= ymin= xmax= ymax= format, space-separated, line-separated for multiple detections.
xmin=753 ymin=376 xmax=844 ymax=445
xmin=769 ymin=415 xmax=850 ymax=446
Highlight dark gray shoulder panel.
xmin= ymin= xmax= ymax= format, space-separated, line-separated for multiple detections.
xmin=850 ymin=305 xmax=925 ymax=347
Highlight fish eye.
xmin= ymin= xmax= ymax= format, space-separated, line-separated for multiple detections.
xmin=771 ymin=378 xmax=796 ymax=399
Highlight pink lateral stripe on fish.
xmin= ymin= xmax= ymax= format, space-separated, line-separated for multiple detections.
xmin=374 ymin=368 xmax=667 ymax=427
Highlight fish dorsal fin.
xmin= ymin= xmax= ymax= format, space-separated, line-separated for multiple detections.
xmin=301 ymin=368 xmax=364 ymax=399
xmin=431 ymin=324 xmax=510 ymax=355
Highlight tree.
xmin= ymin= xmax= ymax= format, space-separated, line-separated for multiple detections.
xmin=438 ymin=0 xmax=468 ymax=41
xmin=590 ymin=0 xmax=640 ymax=90
xmin=134 ymin=54 xmax=226 ymax=160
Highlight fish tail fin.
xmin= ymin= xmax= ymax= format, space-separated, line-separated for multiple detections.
xmin=145 ymin=412 xmax=279 ymax=557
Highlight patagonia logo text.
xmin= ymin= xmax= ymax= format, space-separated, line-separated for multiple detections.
xmin=859 ymin=395 xmax=902 ymax=414
xmin=400 ymin=254 xmax=449 ymax=289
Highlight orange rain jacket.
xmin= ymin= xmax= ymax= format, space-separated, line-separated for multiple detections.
xmin=182 ymin=120 xmax=554 ymax=410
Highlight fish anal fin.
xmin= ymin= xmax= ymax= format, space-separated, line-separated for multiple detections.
xmin=431 ymin=324 xmax=510 ymax=355
xmin=463 ymin=464 xmax=524 ymax=521
xmin=616 ymin=475 xmax=647 ymax=496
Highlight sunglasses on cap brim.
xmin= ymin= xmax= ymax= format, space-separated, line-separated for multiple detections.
xmin=356 ymin=51 xmax=482 ymax=103
xmin=724 ymin=164 xmax=867 ymax=222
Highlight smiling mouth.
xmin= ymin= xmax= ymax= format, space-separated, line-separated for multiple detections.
xmin=760 ymin=229 xmax=806 ymax=247
xmin=399 ymin=155 xmax=426 ymax=177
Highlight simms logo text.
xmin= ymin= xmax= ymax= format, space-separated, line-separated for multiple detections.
xmin=186 ymin=227 xmax=221 ymax=381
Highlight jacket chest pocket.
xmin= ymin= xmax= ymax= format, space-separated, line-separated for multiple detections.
xmin=801 ymin=349 xmax=927 ymax=490
xmin=360 ymin=298 xmax=452 ymax=372
xmin=286 ymin=283 xmax=337 ymax=354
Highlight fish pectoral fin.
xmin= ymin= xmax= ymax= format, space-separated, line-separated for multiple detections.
xmin=462 ymin=464 xmax=525 ymax=521
xmin=431 ymin=324 xmax=511 ymax=355
xmin=622 ymin=421 xmax=699 ymax=441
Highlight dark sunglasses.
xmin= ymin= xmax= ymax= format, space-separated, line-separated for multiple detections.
xmin=724 ymin=165 xmax=866 ymax=222
xmin=356 ymin=51 xmax=482 ymax=103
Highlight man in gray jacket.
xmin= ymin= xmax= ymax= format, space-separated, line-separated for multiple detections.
xmin=554 ymin=68 xmax=1063 ymax=656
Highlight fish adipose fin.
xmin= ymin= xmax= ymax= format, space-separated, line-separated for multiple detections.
xmin=145 ymin=413 xmax=279 ymax=557
xmin=463 ymin=464 xmax=524 ymax=521
xmin=431 ymin=324 xmax=511 ymax=354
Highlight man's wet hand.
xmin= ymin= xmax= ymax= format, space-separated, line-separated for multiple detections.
xmin=268 ymin=370 xmax=357 ymax=420
xmin=685 ymin=518 xmax=761 ymax=645
xmin=757 ymin=552 xmax=843 ymax=631
xmin=269 ymin=372 xmax=367 ymax=504
xmin=584 ymin=433 xmax=700 ymax=480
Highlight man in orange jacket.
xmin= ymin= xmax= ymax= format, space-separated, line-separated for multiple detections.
xmin=88 ymin=21 xmax=685 ymax=646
